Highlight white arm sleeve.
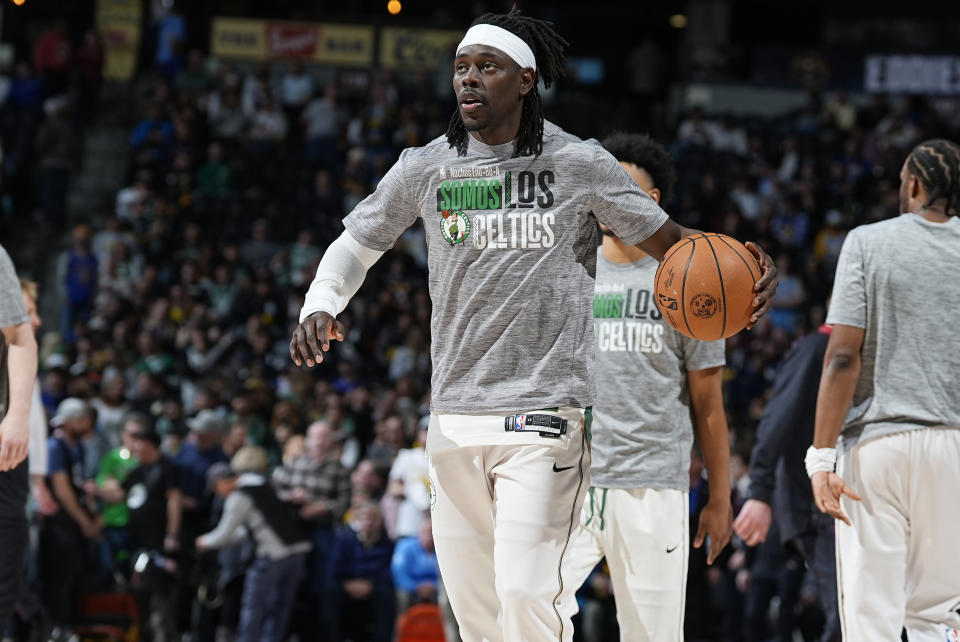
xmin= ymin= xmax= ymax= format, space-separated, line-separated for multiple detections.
xmin=299 ymin=230 xmax=385 ymax=323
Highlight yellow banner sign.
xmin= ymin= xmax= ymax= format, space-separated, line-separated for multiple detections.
xmin=211 ymin=17 xmax=373 ymax=67
xmin=379 ymin=28 xmax=462 ymax=69
xmin=96 ymin=0 xmax=142 ymax=81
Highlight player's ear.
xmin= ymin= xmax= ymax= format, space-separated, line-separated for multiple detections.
xmin=519 ymin=68 xmax=535 ymax=96
xmin=909 ymin=174 xmax=922 ymax=200
xmin=648 ymin=188 xmax=662 ymax=205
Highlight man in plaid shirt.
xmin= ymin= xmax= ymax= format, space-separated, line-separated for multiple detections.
xmin=272 ymin=420 xmax=350 ymax=638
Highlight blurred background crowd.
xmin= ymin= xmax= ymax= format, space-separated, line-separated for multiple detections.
xmin=1 ymin=0 xmax=959 ymax=641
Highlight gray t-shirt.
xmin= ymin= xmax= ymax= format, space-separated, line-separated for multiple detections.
xmin=827 ymin=213 xmax=960 ymax=446
xmin=343 ymin=122 xmax=669 ymax=413
xmin=589 ymin=252 xmax=725 ymax=490
xmin=0 ymin=244 xmax=29 ymax=420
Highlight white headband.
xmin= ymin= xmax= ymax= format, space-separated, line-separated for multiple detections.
xmin=456 ymin=24 xmax=537 ymax=71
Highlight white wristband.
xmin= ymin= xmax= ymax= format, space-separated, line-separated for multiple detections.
xmin=805 ymin=446 xmax=837 ymax=477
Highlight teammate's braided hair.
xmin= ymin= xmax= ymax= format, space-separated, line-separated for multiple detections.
xmin=446 ymin=8 xmax=568 ymax=158
xmin=906 ymin=138 xmax=960 ymax=216
xmin=601 ymin=132 xmax=677 ymax=205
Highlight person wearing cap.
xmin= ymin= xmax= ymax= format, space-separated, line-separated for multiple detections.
xmin=39 ymin=397 xmax=99 ymax=635
xmin=0 ymin=245 xmax=39 ymax=633
xmin=174 ymin=408 xmax=229 ymax=514
xmin=197 ymin=446 xmax=310 ymax=642
xmin=94 ymin=423 xmax=182 ymax=642
xmin=288 ymin=8 xmax=779 ymax=641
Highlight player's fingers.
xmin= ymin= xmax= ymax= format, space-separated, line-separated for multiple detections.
xmin=296 ymin=335 xmax=315 ymax=368
xmin=12 ymin=442 xmax=26 ymax=468
xmin=708 ymin=532 xmax=724 ymax=565
xmin=840 ymin=483 xmax=863 ymax=502
xmin=289 ymin=331 xmax=303 ymax=366
xmin=693 ymin=523 xmax=705 ymax=549
xmin=333 ymin=320 xmax=346 ymax=342
xmin=0 ymin=441 xmax=10 ymax=472
xmin=321 ymin=318 xmax=339 ymax=351
xmin=304 ymin=321 xmax=324 ymax=365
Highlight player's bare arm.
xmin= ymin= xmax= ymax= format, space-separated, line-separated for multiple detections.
xmin=637 ymin=218 xmax=780 ymax=328
xmin=688 ymin=365 xmax=733 ymax=565
xmin=0 ymin=321 xmax=37 ymax=471
xmin=811 ymin=323 xmax=865 ymax=525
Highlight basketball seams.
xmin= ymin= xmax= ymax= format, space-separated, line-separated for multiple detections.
xmin=703 ymin=236 xmax=727 ymax=340
xmin=714 ymin=234 xmax=761 ymax=282
xmin=680 ymin=237 xmax=696 ymax=338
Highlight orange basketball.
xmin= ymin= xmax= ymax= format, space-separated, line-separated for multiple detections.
xmin=653 ymin=233 xmax=762 ymax=340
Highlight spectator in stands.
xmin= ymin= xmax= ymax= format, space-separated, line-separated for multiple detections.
xmin=154 ymin=4 xmax=186 ymax=83
xmin=90 ymin=371 xmax=131 ymax=446
xmin=195 ymin=142 xmax=231 ymax=199
xmin=366 ymin=415 xmax=406 ymax=469
xmin=280 ymin=61 xmax=314 ymax=132
xmin=199 ymin=447 xmax=310 ymax=642
xmin=176 ymin=49 xmax=211 ymax=99
xmin=40 ymin=398 xmax=99 ymax=637
xmin=331 ymin=501 xmax=395 ymax=642
xmin=34 ymin=97 xmax=79 ymax=229
xmin=382 ymin=422 xmax=428 ymax=541
xmin=32 ymin=20 xmax=70 ymax=97
xmin=94 ymin=413 xmax=143 ymax=579
xmin=175 ymin=409 xmax=228 ymax=515
xmin=302 ymin=85 xmax=340 ymax=169
xmin=391 ymin=517 xmax=438 ymax=612
xmin=95 ymin=425 xmax=182 ymax=642
xmin=131 ymin=105 xmax=174 ymax=166
xmin=272 ymin=419 xmax=350 ymax=638
xmin=73 ymin=29 xmax=104 ymax=125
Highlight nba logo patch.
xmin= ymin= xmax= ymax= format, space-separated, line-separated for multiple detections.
xmin=946 ymin=627 xmax=960 ymax=642
xmin=514 ymin=415 xmax=525 ymax=431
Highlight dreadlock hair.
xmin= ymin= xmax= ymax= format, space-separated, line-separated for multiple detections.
xmin=446 ymin=8 xmax=568 ymax=158
xmin=600 ymin=132 xmax=677 ymax=206
xmin=905 ymin=138 xmax=960 ymax=216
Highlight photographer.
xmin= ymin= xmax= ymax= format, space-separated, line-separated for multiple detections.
xmin=197 ymin=447 xmax=310 ymax=642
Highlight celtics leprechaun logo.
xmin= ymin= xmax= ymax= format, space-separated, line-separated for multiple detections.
xmin=440 ymin=210 xmax=470 ymax=245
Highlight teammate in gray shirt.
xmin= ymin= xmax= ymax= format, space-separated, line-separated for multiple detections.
xmin=290 ymin=10 xmax=777 ymax=642
xmin=0 ymin=244 xmax=39 ymax=633
xmin=810 ymin=139 xmax=960 ymax=641
xmin=561 ymin=134 xmax=732 ymax=641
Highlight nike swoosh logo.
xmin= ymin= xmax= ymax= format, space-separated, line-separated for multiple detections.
xmin=666 ymin=545 xmax=679 ymax=553
xmin=552 ymin=463 xmax=575 ymax=473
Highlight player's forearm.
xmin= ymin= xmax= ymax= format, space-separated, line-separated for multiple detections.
xmin=635 ymin=219 xmax=702 ymax=262
xmin=695 ymin=412 xmax=731 ymax=500
xmin=689 ymin=369 xmax=731 ymax=500
xmin=299 ymin=231 xmax=385 ymax=322
xmin=813 ymin=349 xmax=860 ymax=448
xmin=3 ymin=324 xmax=37 ymax=424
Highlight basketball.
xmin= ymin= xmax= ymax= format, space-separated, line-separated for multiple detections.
xmin=653 ymin=233 xmax=762 ymax=340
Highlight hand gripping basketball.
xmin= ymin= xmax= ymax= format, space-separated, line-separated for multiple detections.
xmin=654 ymin=234 xmax=778 ymax=340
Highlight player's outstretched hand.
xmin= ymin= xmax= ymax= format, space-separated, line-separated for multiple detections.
xmin=289 ymin=311 xmax=345 ymax=367
xmin=810 ymin=471 xmax=862 ymax=526
xmin=744 ymin=241 xmax=778 ymax=329
xmin=694 ymin=497 xmax=733 ymax=565
xmin=733 ymin=498 xmax=772 ymax=547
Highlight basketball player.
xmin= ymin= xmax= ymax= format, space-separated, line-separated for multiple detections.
xmin=0 ymin=244 xmax=39 ymax=632
xmin=290 ymin=10 xmax=778 ymax=641
xmin=809 ymin=139 xmax=960 ymax=641
xmin=560 ymin=133 xmax=732 ymax=642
